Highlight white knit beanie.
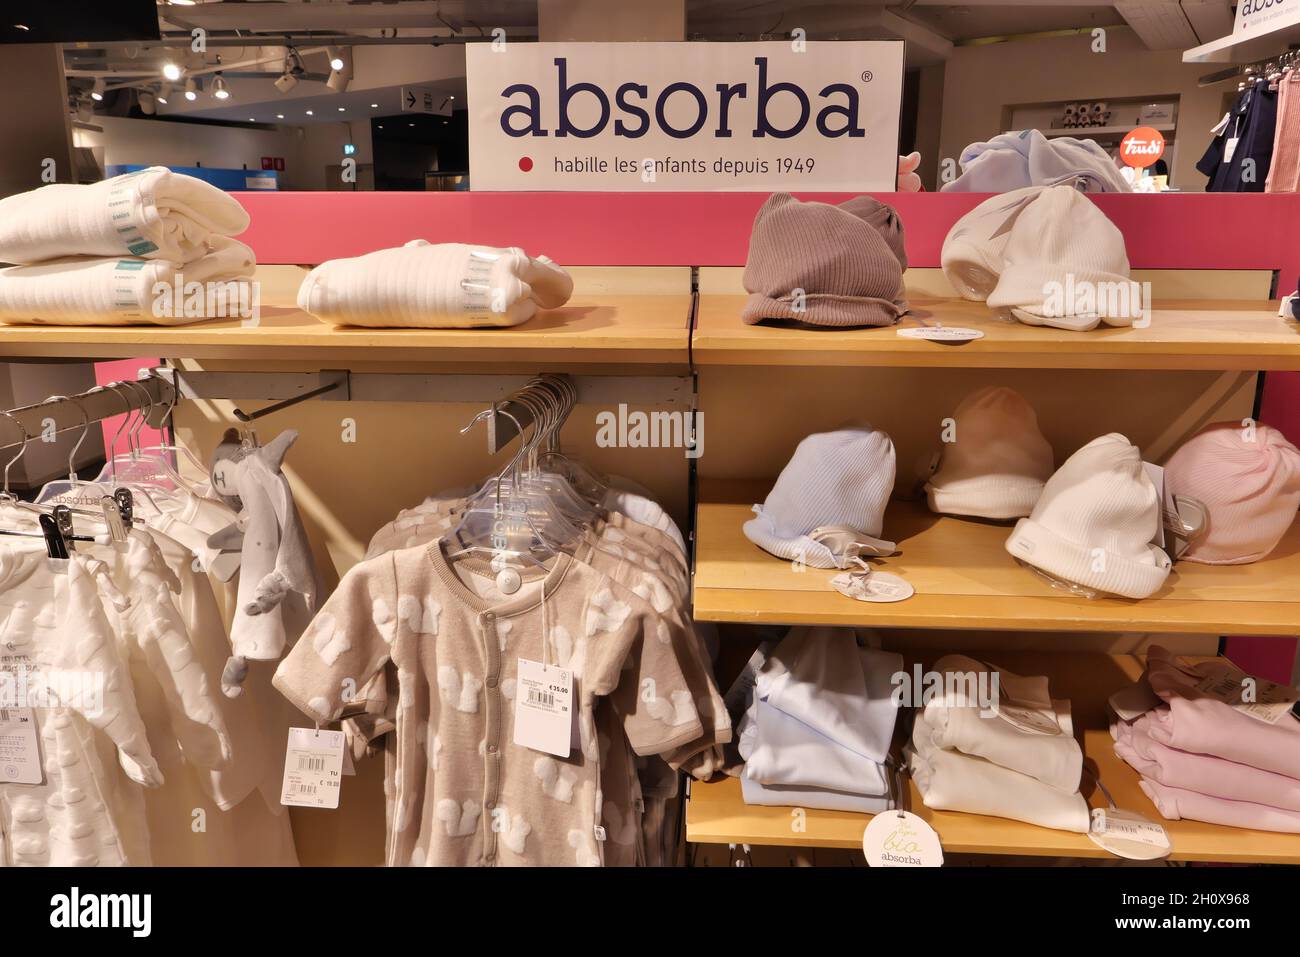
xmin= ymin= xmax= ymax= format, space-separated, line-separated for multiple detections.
xmin=986 ymin=186 xmax=1139 ymax=331
xmin=744 ymin=428 xmax=896 ymax=568
xmin=1005 ymin=433 xmax=1172 ymax=599
xmin=925 ymin=386 xmax=1054 ymax=520
xmin=940 ymin=187 xmax=1045 ymax=301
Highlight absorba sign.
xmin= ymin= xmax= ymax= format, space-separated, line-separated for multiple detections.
xmin=466 ymin=41 xmax=903 ymax=191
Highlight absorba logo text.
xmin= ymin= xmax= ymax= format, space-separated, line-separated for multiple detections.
xmin=498 ymin=56 xmax=868 ymax=140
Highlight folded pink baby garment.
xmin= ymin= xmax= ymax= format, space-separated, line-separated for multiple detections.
xmin=1114 ymin=718 xmax=1300 ymax=812
xmin=1139 ymin=779 xmax=1300 ymax=834
xmin=1141 ymin=647 xmax=1300 ymax=779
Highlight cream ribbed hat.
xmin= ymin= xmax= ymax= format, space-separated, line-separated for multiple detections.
xmin=743 ymin=428 xmax=897 ymax=568
xmin=741 ymin=194 xmax=906 ymax=328
xmin=940 ymin=187 xmax=1045 ymax=301
xmin=925 ymin=386 xmax=1054 ymax=520
xmin=1005 ymin=433 xmax=1172 ymax=599
xmin=986 ymin=186 xmax=1140 ymax=331
xmin=1163 ymin=421 xmax=1300 ymax=564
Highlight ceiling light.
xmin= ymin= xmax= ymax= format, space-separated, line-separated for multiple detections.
xmin=370 ymin=103 xmax=378 ymax=108
xmin=338 ymin=107 xmax=345 ymax=112
xmin=305 ymin=109 xmax=314 ymax=116
xmin=162 ymin=62 xmax=181 ymax=82
xmin=276 ymin=113 xmax=284 ymax=119
xmin=274 ymin=72 xmax=298 ymax=94
xmin=139 ymin=91 xmax=157 ymax=115
xmin=184 ymin=77 xmax=198 ymax=100
xmin=168 ymin=1 xmax=197 ymax=6
xmin=327 ymin=47 xmax=345 ymax=72
xmin=90 ymin=78 xmax=105 ymax=101
xmin=326 ymin=70 xmax=350 ymax=93
xmin=248 ymin=117 xmax=255 ymax=122
xmin=157 ymin=82 xmax=171 ymax=104
xmin=212 ymin=73 xmax=229 ymax=100
xmin=14 ymin=23 xmax=30 ymax=31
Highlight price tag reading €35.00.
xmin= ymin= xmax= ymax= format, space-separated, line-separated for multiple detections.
xmin=280 ymin=728 xmax=345 ymax=809
xmin=514 ymin=658 xmax=574 ymax=758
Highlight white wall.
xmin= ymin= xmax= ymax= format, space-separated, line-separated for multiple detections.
xmin=83 ymin=115 xmax=310 ymax=188
xmin=937 ymin=28 xmax=1227 ymax=191
xmin=298 ymin=119 xmax=374 ymax=190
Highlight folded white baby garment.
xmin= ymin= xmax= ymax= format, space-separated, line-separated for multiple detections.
xmin=919 ymin=698 xmax=1082 ymax=793
xmin=0 ymin=167 xmax=250 ymax=265
xmin=923 ymin=654 xmax=1083 ymax=792
xmin=0 ymin=236 xmax=256 ymax=325
xmin=908 ymin=712 xmax=1091 ymax=832
xmin=744 ymin=699 xmax=891 ymax=795
xmin=740 ymin=775 xmax=894 ymax=814
xmin=757 ymin=627 xmax=903 ymax=764
xmin=296 ymin=239 xmax=575 ymax=328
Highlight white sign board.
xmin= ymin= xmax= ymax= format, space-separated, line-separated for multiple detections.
xmin=402 ymin=85 xmax=453 ymax=115
xmin=1234 ymin=0 xmax=1300 ymax=35
xmin=466 ymin=41 xmax=903 ymax=191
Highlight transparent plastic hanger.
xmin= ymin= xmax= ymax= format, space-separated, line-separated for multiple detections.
xmin=130 ymin=372 xmax=209 ymax=482
xmin=508 ymin=383 xmax=597 ymax=527
xmin=82 ymin=382 xmax=166 ymax=518
xmin=0 ymin=412 xmax=108 ymax=551
xmin=32 ymin=394 xmax=136 ymax=539
xmin=91 ymin=380 xmax=193 ymax=495
xmin=445 ymin=408 xmax=578 ymax=568
xmin=532 ymin=375 xmax=609 ymax=505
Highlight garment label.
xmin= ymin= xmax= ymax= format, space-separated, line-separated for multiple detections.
xmin=862 ymin=810 xmax=944 ymax=867
xmin=1089 ymin=808 xmax=1171 ymax=860
xmin=1189 ymin=661 xmax=1299 ymax=725
xmin=514 ymin=658 xmax=574 ymax=758
xmin=994 ymin=702 xmax=1062 ymax=736
xmin=1223 ymin=136 xmax=1239 ymax=164
xmin=280 ymin=728 xmax=345 ymax=809
xmin=896 ymin=326 xmax=984 ymax=343
xmin=0 ymin=707 xmax=42 ymax=785
xmin=830 ymin=570 xmax=914 ymax=603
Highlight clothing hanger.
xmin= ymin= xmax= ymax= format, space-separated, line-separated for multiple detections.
xmin=508 ymin=383 xmax=595 ymax=526
xmin=532 ymin=375 xmax=609 ymax=503
xmin=105 ymin=379 xmax=201 ymax=496
xmin=0 ymin=412 xmax=104 ymax=555
xmin=131 ymin=371 xmax=208 ymax=479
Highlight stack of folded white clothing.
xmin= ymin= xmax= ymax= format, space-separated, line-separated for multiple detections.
xmin=907 ymin=654 xmax=1090 ymax=832
xmin=296 ymin=239 xmax=575 ymax=328
xmin=736 ymin=626 xmax=903 ymax=813
xmin=1111 ymin=646 xmax=1300 ymax=833
xmin=0 ymin=167 xmax=255 ymax=325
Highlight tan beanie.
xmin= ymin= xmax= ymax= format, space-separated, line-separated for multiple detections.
xmin=741 ymin=193 xmax=906 ymax=328
xmin=925 ymin=386 xmax=1054 ymax=520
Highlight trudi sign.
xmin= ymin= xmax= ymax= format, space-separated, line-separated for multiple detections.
xmin=467 ymin=41 xmax=903 ymax=190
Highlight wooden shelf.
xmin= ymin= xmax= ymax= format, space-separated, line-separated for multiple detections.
xmin=692 ymin=295 xmax=1300 ymax=369
xmin=692 ymin=479 xmax=1300 ymax=636
xmin=686 ymin=651 xmax=1300 ymax=863
xmin=0 ymin=266 xmax=692 ymax=365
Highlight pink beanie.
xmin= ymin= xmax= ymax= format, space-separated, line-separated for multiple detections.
xmin=1163 ymin=421 xmax=1300 ymax=564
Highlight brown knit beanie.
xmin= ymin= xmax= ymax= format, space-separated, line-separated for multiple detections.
xmin=741 ymin=193 xmax=907 ymax=328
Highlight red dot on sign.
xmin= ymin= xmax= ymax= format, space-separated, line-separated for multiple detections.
xmin=518 ymin=157 xmax=533 ymax=172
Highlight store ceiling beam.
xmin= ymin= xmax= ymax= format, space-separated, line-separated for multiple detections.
xmin=157 ymin=0 xmax=538 ymax=34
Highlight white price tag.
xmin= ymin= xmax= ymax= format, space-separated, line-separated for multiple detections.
xmin=1191 ymin=662 xmax=1299 ymax=725
xmin=862 ymin=810 xmax=944 ymax=867
xmin=280 ymin=728 xmax=345 ymax=809
xmin=1223 ymin=136 xmax=1239 ymax=164
xmin=1089 ymin=807 xmax=1171 ymax=860
xmin=514 ymin=658 xmax=574 ymax=758
xmin=896 ymin=327 xmax=984 ymax=344
xmin=0 ymin=708 xmax=42 ymax=785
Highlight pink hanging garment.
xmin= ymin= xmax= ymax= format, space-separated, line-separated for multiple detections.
xmin=1139 ymin=779 xmax=1300 ymax=833
xmin=1114 ymin=717 xmax=1300 ymax=812
xmin=1266 ymin=71 xmax=1300 ymax=193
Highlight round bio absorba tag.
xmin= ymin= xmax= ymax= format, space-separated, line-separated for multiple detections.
xmin=863 ymin=810 xmax=944 ymax=867
xmin=1088 ymin=807 xmax=1172 ymax=861
xmin=897 ymin=326 xmax=984 ymax=344
xmin=830 ymin=570 xmax=914 ymax=603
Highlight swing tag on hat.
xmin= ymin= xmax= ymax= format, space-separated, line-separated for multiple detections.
xmin=897 ymin=325 xmax=984 ymax=344
xmin=862 ymin=810 xmax=944 ymax=867
xmin=1162 ymin=495 xmax=1208 ymax=562
xmin=830 ymin=561 xmax=914 ymax=603
xmin=1088 ymin=808 xmax=1171 ymax=860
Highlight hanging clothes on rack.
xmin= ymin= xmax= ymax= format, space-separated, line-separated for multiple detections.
xmin=0 ymin=380 xmax=300 ymax=866
xmin=1198 ymin=78 xmax=1278 ymax=192
xmin=1267 ymin=69 xmax=1300 ymax=193
xmin=273 ymin=375 xmax=726 ymax=866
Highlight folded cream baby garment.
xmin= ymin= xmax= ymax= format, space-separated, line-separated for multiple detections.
xmin=909 ymin=711 xmax=1091 ymax=832
xmin=0 ymin=167 xmax=250 ymax=265
xmin=296 ymin=239 xmax=574 ymax=328
xmin=740 ymin=775 xmax=893 ymax=814
xmin=0 ymin=236 xmax=256 ymax=325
